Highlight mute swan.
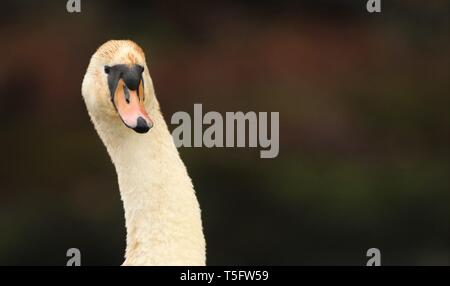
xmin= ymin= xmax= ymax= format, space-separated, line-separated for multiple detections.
xmin=81 ymin=40 xmax=206 ymax=266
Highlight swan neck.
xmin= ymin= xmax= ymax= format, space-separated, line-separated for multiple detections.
xmin=94 ymin=110 xmax=206 ymax=265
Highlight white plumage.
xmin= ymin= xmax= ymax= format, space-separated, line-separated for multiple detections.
xmin=81 ymin=40 xmax=206 ymax=266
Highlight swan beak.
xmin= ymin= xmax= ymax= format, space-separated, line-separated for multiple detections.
xmin=114 ymin=79 xmax=153 ymax=133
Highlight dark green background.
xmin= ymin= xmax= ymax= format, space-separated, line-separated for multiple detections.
xmin=0 ymin=1 xmax=448 ymax=265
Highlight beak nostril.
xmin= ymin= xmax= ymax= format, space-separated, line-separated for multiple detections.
xmin=123 ymin=85 xmax=131 ymax=103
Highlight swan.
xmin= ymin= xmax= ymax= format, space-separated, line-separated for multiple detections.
xmin=81 ymin=40 xmax=206 ymax=266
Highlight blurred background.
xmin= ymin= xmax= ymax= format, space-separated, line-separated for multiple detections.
xmin=0 ymin=0 xmax=448 ymax=265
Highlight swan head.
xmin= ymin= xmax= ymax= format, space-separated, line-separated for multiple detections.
xmin=82 ymin=40 xmax=153 ymax=134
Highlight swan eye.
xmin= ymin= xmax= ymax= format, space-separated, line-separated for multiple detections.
xmin=104 ymin=66 xmax=111 ymax=74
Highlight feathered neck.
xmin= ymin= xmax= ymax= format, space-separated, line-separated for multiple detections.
xmin=90 ymin=97 xmax=206 ymax=266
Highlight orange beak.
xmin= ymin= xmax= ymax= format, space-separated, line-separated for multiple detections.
xmin=113 ymin=78 xmax=153 ymax=133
